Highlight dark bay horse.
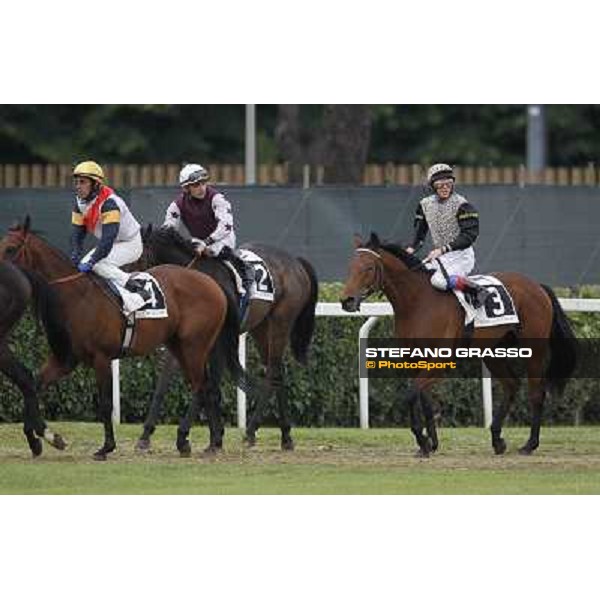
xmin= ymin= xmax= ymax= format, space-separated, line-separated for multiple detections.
xmin=341 ymin=233 xmax=577 ymax=457
xmin=135 ymin=226 xmax=318 ymax=451
xmin=0 ymin=218 xmax=245 ymax=459
xmin=0 ymin=260 xmax=72 ymax=456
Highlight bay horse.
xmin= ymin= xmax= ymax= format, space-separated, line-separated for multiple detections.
xmin=0 ymin=217 xmax=245 ymax=460
xmin=134 ymin=225 xmax=318 ymax=451
xmin=0 ymin=260 xmax=72 ymax=456
xmin=341 ymin=233 xmax=578 ymax=457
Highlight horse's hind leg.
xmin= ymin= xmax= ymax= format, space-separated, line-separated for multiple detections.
xmin=519 ymin=354 xmax=546 ymax=455
xmin=273 ymin=361 xmax=294 ymax=450
xmin=93 ymin=356 xmax=117 ymax=461
xmin=245 ymin=323 xmax=270 ymax=446
xmin=483 ymin=357 xmax=520 ymax=455
xmin=136 ymin=348 xmax=177 ymax=452
xmin=203 ymin=379 xmax=224 ymax=454
xmin=247 ymin=321 xmax=295 ymax=450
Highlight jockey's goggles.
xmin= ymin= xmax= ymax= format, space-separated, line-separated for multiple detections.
xmin=433 ymin=179 xmax=454 ymax=190
xmin=182 ymin=171 xmax=208 ymax=187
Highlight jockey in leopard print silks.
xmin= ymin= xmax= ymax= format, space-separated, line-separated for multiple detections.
xmin=406 ymin=163 xmax=492 ymax=308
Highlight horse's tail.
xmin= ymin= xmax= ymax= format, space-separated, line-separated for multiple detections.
xmin=21 ymin=267 xmax=73 ymax=365
xmin=211 ymin=289 xmax=249 ymax=392
xmin=541 ymin=284 xmax=578 ymax=396
xmin=290 ymin=257 xmax=319 ymax=365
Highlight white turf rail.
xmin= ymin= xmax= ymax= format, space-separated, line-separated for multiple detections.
xmin=111 ymin=298 xmax=600 ymax=428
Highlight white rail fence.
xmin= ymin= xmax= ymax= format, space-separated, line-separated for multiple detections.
xmin=112 ymin=298 xmax=600 ymax=428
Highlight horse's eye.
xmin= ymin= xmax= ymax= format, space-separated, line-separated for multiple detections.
xmin=4 ymin=246 xmax=16 ymax=256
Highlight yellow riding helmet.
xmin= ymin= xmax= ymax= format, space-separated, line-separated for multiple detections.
xmin=73 ymin=161 xmax=105 ymax=184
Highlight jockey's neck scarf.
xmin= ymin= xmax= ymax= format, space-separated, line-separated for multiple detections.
xmin=82 ymin=186 xmax=114 ymax=233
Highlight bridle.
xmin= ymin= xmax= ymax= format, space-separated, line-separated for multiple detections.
xmin=354 ymin=248 xmax=384 ymax=299
xmin=5 ymin=229 xmax=84 ymax=285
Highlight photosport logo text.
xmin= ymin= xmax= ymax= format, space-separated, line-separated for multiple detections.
xmin=360 ymin=339 xmax=535 ymax=379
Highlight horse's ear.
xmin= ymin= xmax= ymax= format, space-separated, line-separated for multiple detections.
xmin=23 ymin=215 xmax=31 ymax=233
xmin=369 ymin=232 xmax=380 ymax=247
xmin=353 ymin=233 xmax=363 ymax=248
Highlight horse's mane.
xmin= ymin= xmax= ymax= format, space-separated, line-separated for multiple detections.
xmin=365 ymin=234 xmax=427 ymax=273
xmin=150 ymin=226 xmax=196 ymax=258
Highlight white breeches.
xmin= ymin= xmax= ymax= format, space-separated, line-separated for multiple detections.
xmin=83 ymin=233 xmax=143 ymax=287
xmin=429 ymin=247 xmax=475 ymax=290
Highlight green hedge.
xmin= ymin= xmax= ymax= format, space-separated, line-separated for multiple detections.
xmin=1 ymin=283 xmax=600 ymax=427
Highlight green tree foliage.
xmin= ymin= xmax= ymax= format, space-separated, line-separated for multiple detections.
xmin=1 ymin=104 xmax=600 ymax=167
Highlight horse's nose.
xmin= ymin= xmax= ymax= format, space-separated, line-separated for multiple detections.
xmin=341 ymin=296 xmax=359 ymax=313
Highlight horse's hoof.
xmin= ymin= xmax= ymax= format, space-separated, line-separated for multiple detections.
xmin=281 ymin=439 xmax=295 ymax=451
xmin=135 ymin=439 xmax=151 ymax=452
xmin=518 ymin=445 xmax=535 ymax=456
xmin=493 ymin=439 xmax=507 ymax=455
xmin=50 ymin=433 xmax=67 ymax=451
xmin=203 ymin=445 xmax=222 ymax=455
xmin=178 ymin=442 xmax=192 ymax=458
xmin=30 ymin=437 xmax=43 ymax=458
xmin=244 ymin=435 xmax=256 ymax=448
xmin=93 ymin=451 xmax=108 ymax=461
xmin=415 ymin=447 xmax=430 ymax=458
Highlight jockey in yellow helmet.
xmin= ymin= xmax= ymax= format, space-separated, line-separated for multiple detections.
xmin=71 ymin=161 xmax=148 ymax=315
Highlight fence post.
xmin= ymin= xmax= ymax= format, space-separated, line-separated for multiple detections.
xmin=358 ymin=317 xmax=379 ymax=429
xmin=237 ymin=333 xmax=248 ymax=429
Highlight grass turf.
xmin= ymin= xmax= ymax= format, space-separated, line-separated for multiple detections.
xmin=1 ymin=423 xmax=600 ymax=494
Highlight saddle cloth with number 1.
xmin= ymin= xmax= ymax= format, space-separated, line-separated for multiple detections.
xmin=453 ymin=275 xmax=519 ymax=328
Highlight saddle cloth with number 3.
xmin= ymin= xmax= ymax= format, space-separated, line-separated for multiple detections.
xmin=453 ymin=275 xmax=519 ymax=328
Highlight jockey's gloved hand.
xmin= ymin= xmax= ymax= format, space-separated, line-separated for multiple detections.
xmin=192 ymin=238 xmax=207 ymax=254
xmin=71 ymin=251 xmax=81 ymax=266
xmin=77 ymin=262 xmax=94 ymax=273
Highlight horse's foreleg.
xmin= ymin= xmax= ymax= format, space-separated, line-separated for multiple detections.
xmin=136 ymin=348 xmax=177 ymax=452
xmin=37 ymin=354 xmax=77 ymax=391
xmin=418 ymin=390 xmax=438 ymax=453
xmin=93 ymin=356 xmax=116 ymax=461
xmin=407 ymin=386 xmax=432 ymax=458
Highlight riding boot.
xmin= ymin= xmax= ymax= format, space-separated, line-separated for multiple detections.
xmin=463 ymin=280 xmax=492 ymax=309
xmin=125 ymin=278 xmax=151 ymax=302
xmin=449 ymin=275 xmax=492 ymax=309
xmin=238 ymin=262 xmax=255 ymax=320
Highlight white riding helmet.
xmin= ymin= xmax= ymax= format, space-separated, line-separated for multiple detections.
xmin=427 ymin=163 xmax=455 ymax=187
xmin=179 ymin=163 xmax=209 ymax=187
